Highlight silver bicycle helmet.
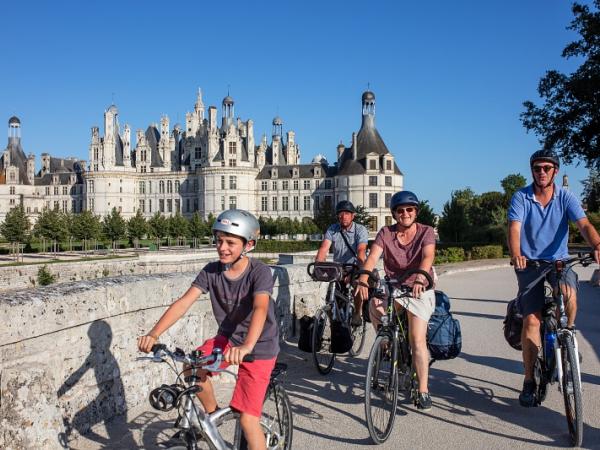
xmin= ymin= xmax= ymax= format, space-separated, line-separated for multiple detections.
xmin=212 ymin=209 xmax=260 ymax=244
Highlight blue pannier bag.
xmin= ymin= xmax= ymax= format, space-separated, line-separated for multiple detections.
xmin=427 ymin=290 xmax=462 ymax=361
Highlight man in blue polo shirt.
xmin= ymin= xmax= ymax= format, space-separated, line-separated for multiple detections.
xmin=316 ymin=200 xmax=369 ymax=324
xmin=508 ymin=149 xmax=600 ymax=407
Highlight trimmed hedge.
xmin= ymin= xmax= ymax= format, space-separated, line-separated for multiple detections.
xmin=471 ymin=245 xmax=503 ymax=260
xmin=435 ymin=247 xmax=465 ymax=264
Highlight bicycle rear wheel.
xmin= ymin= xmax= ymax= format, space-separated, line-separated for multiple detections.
xmin=312 ymin=307 xmax=335 ymax=374
xmin=365 ymin=334 xmax=398 ymax=444
xmin=261 ymin=383 xmax=294 ymax=450
xmin=349 ymin=319 xmax=367 ymax=357
xmin=561 ymin=333 xmax=583 ymax=447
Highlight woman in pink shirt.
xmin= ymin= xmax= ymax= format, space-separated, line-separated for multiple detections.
xmin=356 ymin=191 xmax=436 ymax=411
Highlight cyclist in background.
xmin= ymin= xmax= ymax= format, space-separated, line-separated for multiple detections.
xmin=356 ymin=190 xmax=436 ymax=410
xmin=138 ymin=209 xmax=278 ymax=450
xmin=508 ymin=149 xmax=600 ymax=407
xmin=315 ymin=200 xmax=369 ymax=325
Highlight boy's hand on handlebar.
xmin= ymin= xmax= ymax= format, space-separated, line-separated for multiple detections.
xmin=138 ymin=334 xmax=158 ymax=353
xmin=511 ymin=255 xmax=527 ymax=270
xmin=224 ymin=345 xmax=252 ymax=365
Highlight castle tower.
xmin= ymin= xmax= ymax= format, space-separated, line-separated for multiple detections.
xmin=103 ymin=104 xmax=119 ymax=169
xmin=222 ymin=95 xmax=234 ymax=129
xmin=159 ymin=115 xmax=172 ymax=169
xmin=8 ymin=116 xmax=21 ymax=143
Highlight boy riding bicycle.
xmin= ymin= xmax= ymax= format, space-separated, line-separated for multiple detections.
xmin=508 ymin=149 xmax=600 ymax=407
xmin=138 ymin=209 xmax=278 ymax=450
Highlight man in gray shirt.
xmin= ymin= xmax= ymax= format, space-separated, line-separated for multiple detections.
xmin=315 ymin=200 xmax=369 ymax=324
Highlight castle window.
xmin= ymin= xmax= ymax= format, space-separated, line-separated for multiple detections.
xmin=175 ymin=199 xmax=180 ymax=212
xmin=139 ymin=181 xmax=145 ymax=194
xmin=54 ymin=186 xmax=59 ymax=195
xmin=159 ymin=181 xmax=165 ymax=193
xmin=94 ymin=148 xmax=99 ymax=159
xmin=369 ymin=159 xmax=377 ymax=170
xmin=369 ymin=193 xmax=378 ymax=208
xmin=45 ymin=187 xmax=50 ymax=196
xmin=9 ymin=172 xmax=15 ymax=182
xmin=90 ymin=199 xmax=94 ymax=211
xmin=149 ymin=199 xmax=152 ymax=212
xmin=282 ymin=197 xmax=289 ymax=211
xmin=195 ymin=147 xmax=202 ymax=160
xmin=167 ymin=199 xmax=172 ymax=213
xmin=324 ymin=179 xmax=332 ymax=189
xmin=369 ymin=216 xmax=378 ymax=232
xmin=261 ymin=197 xmax=268 ymax=211
xmin=304 ymin=180 xmax=310 ymax=190
xmin=293 ymin=196 xmax=299 ymax=210
xmin=303 ymin=196 xmax=310 ymax=210
xmin=386 ymin=160 xmax=392 ymax=171
xmin=385 ymin=216 xmax=393 ymax=226
xmin=229 ymin=196 xmax=237 ymax=209
xmin=385 ymin=193 xmax=392 ymax=208
xmin=229 ymin=159 xmax=237 ymax=167
xmin=221 ymin=176 xmax=225 ymax=190
xmin=89 ymin=180 xmax=94 ymax=193
xmin=148 ymin=181 xmax=152 ymax=193
xmin=221 ymin=196 xmax=226 ymax=210
xmin=272 ymin=197 xmax=278 ymax=211
xmin=139 ymin=199 xmax=145 ymax=213
xmin=261 ymin=181 xmax=267 ymax=191
xmin=385 ymin=176 xmax=392 ymax=187
xmin=369 ymin=176 xmax=378 ymax=186
xmin=272 ymin=181 xmax=277 ymax=190
xmin=293 ymin=180 xmax=299 ymax=190
xmin=175 ymin=180 xmax=180 ymax=193
xmin=229 ymin=176 xmax=237 ymax=189
xmin=10 ymin=186 xmax=15 ymax=195
xmin=229 ymin=142 xmax=237 ymax=155
xmin=159 ymin=199 xmax=165 ymax=212
xmin=167 ymin=180 xmax=173 ymax=194
xmin=282 ymin=181 xmax=289 ymax=190
xmin=293 ymin=168 xmax=299 ymax=178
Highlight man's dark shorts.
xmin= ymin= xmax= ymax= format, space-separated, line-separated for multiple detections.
xmin=515 ymin=264 xmax=578 ymax=316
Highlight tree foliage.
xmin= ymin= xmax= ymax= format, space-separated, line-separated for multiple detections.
xmin=521 ymin=1 xmax=600 ymax=168
xmin=417 ymin=200 xmax=436 ymax=227
xmin=127 ymin=209 xmax=148 ymax=242
xmin=188 ymin=212 xmax=210 ymax=239
xmin=71 ymin=210 xmax=102 ymax=241
xmin=168 ymin=211 xmax=190 ymax=239
xmin=0 ymin=206 xmax=30 ymax=243
xmin=353 ymin=205 xmax=372 ymax=227
xmin=148 ymin=212 xmax=169 ymax=240
xmin=582 ymin=168 xmax=600 ymax=212
xmin=102 ymin=207 xmax=127 ymax=247
xmin=501 ymin=173 xmax=527 ymax=205
xmin=34 ymin=208 xmax=68 ymax=243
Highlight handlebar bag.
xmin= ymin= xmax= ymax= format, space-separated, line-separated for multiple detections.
xmin=427 ymin=290 xmax=462 ymax=360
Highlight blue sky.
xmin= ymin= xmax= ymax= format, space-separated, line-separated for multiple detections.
xmin=0 ymin=0 xmax=594 ymax=213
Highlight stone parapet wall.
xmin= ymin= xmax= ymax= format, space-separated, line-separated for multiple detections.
xmin=0 ymin=250 xmax=283 ymax=292
xmin=0 ymin=264 xmax=326 ymax=450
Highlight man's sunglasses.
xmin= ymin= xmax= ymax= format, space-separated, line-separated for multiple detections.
xmin=533 ymin=165 xmax=555 ymax=174
xmin=394 ymin=206 xmax=416 ymax=214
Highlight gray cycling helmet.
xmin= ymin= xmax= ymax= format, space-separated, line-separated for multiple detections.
xmin=212 ymin=209 xmax=260 ymax=244
xmin=530 ymin=149 xmax=560 ymax=169
xmin=390 ymin=190 xmax=419 ymax=213
xmin=335 ymin=200 xmax=356 ymax=214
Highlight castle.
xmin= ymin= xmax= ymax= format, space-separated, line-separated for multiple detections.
xmin=1 ymin=90 xmax=403 ymax=232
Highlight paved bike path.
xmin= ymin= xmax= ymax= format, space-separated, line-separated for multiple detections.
xmin=71 ymin=264 xmax=600 ymax=449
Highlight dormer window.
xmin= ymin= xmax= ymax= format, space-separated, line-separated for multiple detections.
xmin=53 ymin=175 xmax=59 ymax=184
xmin=271 ymin=169 xmax=278 ymax=179
xmin=386 ymin=159 xmax=392 ymax=171
xmin=314 ymin=167 xmax=321 ymax=177
xmin=293 ymin=168 xmax=299 ymax=178
xmin=369 ymin=159 xmax=377 ymax=170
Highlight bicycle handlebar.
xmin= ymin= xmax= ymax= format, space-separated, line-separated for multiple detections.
xmin=512 ymin=252 xmax=596 ymax=269
xmin=140 ymin=344 xmax=255 ymax=372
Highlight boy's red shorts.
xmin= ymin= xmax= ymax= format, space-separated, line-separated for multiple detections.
xmin=198 ymin=335 xmax=276 ymax=417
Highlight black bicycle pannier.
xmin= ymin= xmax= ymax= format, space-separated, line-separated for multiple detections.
xmin=330 ymin=320 xmax=353 ymax=354
xmin=298 ymin=315 xmax=315 ymax=352
xmin=503 ymin=298 xmax=523 ymax=350
xmin=427 ymin=290 xmax=462 ymax=360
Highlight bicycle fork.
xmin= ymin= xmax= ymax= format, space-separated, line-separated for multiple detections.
xmin=556 ymin=331 xmax=582 ymax=394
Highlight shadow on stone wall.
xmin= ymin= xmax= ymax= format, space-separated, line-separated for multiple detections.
xmin=272 ymin=266 xmax=292 ymax=342
xmin=57 ymin=320 xmax=136 ymax=448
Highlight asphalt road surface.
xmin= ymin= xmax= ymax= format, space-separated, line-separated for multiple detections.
xmin=72 ymin=265 xmax=600 ymax=449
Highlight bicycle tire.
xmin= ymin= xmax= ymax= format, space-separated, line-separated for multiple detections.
xmin=365 ymin=334 xmax=398 ymax=444
xmin=164 ymin=429 xmax=198 ymax=450
xmin=312 ymin=307 xmax=335 ymax=374
xmin=348 ymin=319 xmax=367 ymax=357
xmin=561 ymin=334 xmax=583 ymax=447
xmin=533 ymin=356 xmax=548 ymax=405
xmin=261 ymin=382 xmax=294 ymax=450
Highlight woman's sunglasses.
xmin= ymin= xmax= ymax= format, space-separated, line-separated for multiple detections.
xmin=394 ymin=206 xmax=416 ymax=214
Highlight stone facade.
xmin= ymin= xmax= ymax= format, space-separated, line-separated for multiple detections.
xmin=1 ymin=90 xmax=404 ymax=232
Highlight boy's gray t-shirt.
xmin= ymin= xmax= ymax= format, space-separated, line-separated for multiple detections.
xmin=192 ymin=258 xmax=279 ymax=359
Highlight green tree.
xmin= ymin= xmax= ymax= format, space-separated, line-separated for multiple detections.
xmin=34 ymin=208 xmax=68 ymax=252
xmin=168 ymin=211 xmax=190 ymax=244
xmin=1 ymin=205 xmax=30 ymax=244
xmin=301 ymin=217 xmax=319 ymax=235
xmin=148 ymin=212 xmax=169 ymax=248
xmin=416 ymin=200 xmax=436 ymax=227
xmin=501 ymin=173 xmax=527 ymax=205
xmin=582 ymin=169 xmax=600 ymax=212
xmin=71 ymin=210 xmax=102 ymax=251
xmin=437 ymin=190 xmax=475 ymax=243
xmin=102 ymin=207 xmax=127 ymax=251
xmin=521 ymin=1 xmax=600 ymax=168
xmin=127 ymin=209 xmax=148 ymax=247
xmin=314 ymin=202 xmax=336 ymax=233
xmin=189 ymin=212 xmax=209 ymax=244
xmin=353 ymin=204 xmax=372 ymax=227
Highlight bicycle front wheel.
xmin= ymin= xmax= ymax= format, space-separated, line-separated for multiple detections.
xmin=348 ymin=319 xmax=367 ymax=357
xmin=365 ymin=334 xmax=398 ymax=444
xmin=312 ymin=307 xmax=335 ymax=374
xmin=261 ymin=383 xmax=294 ymax=450
xmin=561 ymin=333 xmax=583 ymax=447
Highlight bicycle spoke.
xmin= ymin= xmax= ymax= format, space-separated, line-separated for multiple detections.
xmin=312 ymin=308 xmax=335 ymax=374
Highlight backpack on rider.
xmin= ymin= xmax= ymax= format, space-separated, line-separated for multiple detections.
xmin=427 ymin=290 xmax=462 ymax=361
xmin=503 ymin=298 xmax=523 ymax=350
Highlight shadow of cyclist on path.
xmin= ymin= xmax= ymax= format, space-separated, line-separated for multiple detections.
xmin=426 ymin=366 xmax=600 ymax=448
xmin=57 ymin=320 xmax=136 ymax=449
